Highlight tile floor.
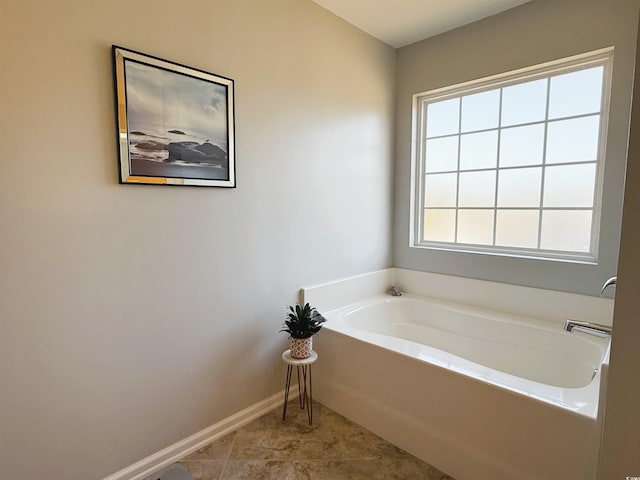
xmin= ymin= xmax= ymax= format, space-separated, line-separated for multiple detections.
xmin=179 ymin=400 xmax=454 ymax=480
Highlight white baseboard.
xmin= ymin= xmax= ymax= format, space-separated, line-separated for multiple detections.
xmin=103 ymin=388 xmax=298 ymax=480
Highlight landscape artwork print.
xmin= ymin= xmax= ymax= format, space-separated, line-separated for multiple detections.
xmin=113 ymin=46 xmax=235 ymax=187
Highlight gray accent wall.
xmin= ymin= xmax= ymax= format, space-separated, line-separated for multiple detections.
xmin=0 ymin=2 xmax=395 ymax=479
xmin=393 ymin=0 xmax=639 ymax=296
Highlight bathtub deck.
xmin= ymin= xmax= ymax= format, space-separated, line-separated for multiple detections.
xmin=178 ymin=400 xmax=454 ymax=480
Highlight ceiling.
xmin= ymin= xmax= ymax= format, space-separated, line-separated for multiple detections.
xmin=312 ymin=0 xmax=533 ymax=48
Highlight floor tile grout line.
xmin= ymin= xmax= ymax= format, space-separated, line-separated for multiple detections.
xmin=218 ymin=430 xmax=237 ymax=480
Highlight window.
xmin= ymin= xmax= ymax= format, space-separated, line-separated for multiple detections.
xmin=411 ymin=48 xmax=613 ymax=263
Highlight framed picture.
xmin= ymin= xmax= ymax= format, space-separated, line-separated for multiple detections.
xmin=112 ymin=46 xmax=235 ymax=187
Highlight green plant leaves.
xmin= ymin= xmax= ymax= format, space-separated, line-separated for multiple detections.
xmin=280 ymin=302 xmax=326 ymax=339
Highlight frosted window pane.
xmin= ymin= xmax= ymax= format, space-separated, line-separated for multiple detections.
xmin=543 ymin=164 xmax=596 ymax=207
xmin=497 ymin=167 xmax=542 ymax=207
xmin=461 ymin=89 xmax=500 ymax=132
xmin=458 ymin=171 xmax=495 ymax=207
xmin=425 ymin=136 xmax=458 ymax=173
xmin=541 ymin=211 xmax=592 ymax=252
xmin=424 ymin=209 xmax=456 ymax=242
xmin=549 ymin=66 xmax=603 ymax=119
xmin=495 ymin=210 xmax=539 ymax=248
xmin=546 ymin=116 xmax=600 ymax=164
xmin=426 ymin=98 xmax=460 ymax=137
xmin=501 ymin=78 xmax=548 ymax=127
xmin=499 ymin=124 xmax=545 ymax=167
xmin=460 ymin=131 xmax=498 ymax=170
xmin=457 ymin=209 xmax=494 ymax=245
xmin=425 ymin=173 xmax=457 ymax=207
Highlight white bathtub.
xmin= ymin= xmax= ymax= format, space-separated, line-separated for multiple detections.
xmin=305 ymin=270 xmax=612 ymax=480
xmin=326 ymin=294 xmax=608 ymax=416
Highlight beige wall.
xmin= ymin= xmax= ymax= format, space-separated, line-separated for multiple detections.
xmin=393 ymin=0 xmax=639 ymax=296
xmin=0 ymin=1 xmax=395 ymax=478
xmin=599 ymin=10 xmax=640 ymax=478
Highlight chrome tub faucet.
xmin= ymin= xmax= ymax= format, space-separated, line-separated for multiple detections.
xmin=388 ymin=286 xmax=402 ymax=297
xmin=600 ymin=276 xmax=617 ymax=296
xmin=564 ymin=319 xmax=612 ymax=338
xmin=563 ymin=276 xmax=617 ymax=338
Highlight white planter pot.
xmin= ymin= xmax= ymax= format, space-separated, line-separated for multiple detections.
xmin=290 ymin=336 xmax=313 ymax=359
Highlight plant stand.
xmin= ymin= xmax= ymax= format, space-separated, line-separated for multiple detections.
xmin=281 ymin=349 xmax=317 ymax=425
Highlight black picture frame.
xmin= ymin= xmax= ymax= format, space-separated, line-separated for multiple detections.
xmin=112 ymin=46 xmax=235 ymax=187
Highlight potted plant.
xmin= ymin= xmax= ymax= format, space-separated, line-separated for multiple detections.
xmin=280 ymin=303 xmax=326 ymax=359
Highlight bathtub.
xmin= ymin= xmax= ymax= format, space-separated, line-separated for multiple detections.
xmin=326 ymin=294 xmax=608 ymax=416
xmin=305 ymin=271 xmax=612 ymax=480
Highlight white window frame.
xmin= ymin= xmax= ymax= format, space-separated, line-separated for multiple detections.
xmin=409 ymin=48 xmax=614 ymax=264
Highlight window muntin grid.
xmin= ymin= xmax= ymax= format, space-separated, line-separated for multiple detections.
xmin=412 ymin=50 xmax=612 ymax=262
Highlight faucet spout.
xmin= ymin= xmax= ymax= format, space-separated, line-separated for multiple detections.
xmin=600 ymin=276 xmax=617 ymax=296
xmin=564 ymin=319 xmax=612 ymax=338
xmin=387 ymin=286 xmax=402 ymax=297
